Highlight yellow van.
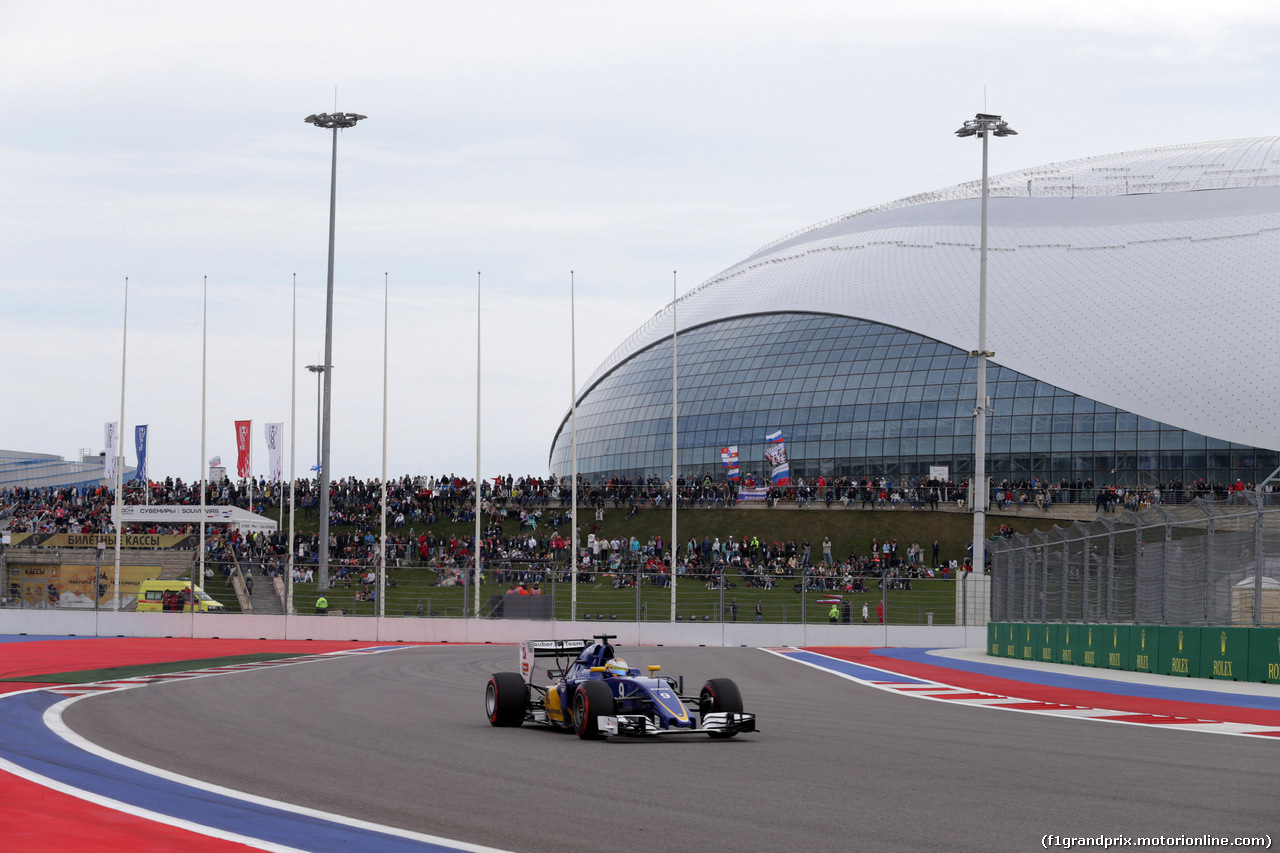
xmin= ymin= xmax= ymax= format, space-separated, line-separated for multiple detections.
xmin=135 ymin=579 xmax=227 ymax=613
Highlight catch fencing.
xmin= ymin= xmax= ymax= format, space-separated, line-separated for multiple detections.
xmin=989 ymin=492 xmax=1280 ymax=627
xmin=0 ymin=547 xmax=960 ymax=626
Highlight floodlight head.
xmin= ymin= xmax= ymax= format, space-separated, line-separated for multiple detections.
xmin=304 ymin=112 xmax=367 ymax=129
xmin=956 ymin=112 xmax=1016 ymax=139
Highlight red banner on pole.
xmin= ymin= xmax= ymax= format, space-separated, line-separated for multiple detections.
xmin=235 ymin=420 xmax=252 ymax=479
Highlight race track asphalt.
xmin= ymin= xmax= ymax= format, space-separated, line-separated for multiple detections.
xmin=61 ymin=644 xmax=1276 ymax=853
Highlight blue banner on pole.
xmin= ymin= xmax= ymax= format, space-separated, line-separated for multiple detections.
xmin=134 ymin=425 xmax=148 ymax=482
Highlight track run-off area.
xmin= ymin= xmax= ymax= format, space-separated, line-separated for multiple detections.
xmin=1 ymin=636 xmax=1276 ymax=853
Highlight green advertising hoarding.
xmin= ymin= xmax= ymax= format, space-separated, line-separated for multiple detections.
xmin=1158 ymin=626 xmax=1201 ymax=677
xmin=1130 ymin=625 xmax=1159 ymax=673
xmin=1003 ymin=622 xmax=1018 ymax=659
xmin=988 ymin=622 xmax=1001 ymax=657
xmin=1103 ymin=624 xmax=1129 ymax=670
xmin=1035 ymin=622 xmax=1057 ymax=664
xmin=1058 ymin=623 xmax=1082 ymax=666
xmin=1199 ymin=627 xmax=1249 ymax=681
xmin=1247 ymin=628 xmax=1280 ymax=684
xmin=1019 ymin=623 xmax=1037 ymax=661
xmin=1080 ymin=624 xmax=1104 ymax=668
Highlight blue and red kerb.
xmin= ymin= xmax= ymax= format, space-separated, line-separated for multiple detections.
xmin=0 ymin=636 xmax=469 ymax=852
xmin=782 ymin=646 xmax=1280 ymax=733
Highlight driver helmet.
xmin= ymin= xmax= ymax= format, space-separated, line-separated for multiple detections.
xmin=604 ymin=658 xmax=629 ymax=678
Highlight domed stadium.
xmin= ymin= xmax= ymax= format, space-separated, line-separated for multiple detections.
xmin=549 ymin=136 xmax=1280 ymax=491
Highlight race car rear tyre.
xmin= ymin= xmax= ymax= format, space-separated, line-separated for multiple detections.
xmin=572 ymin=680 xmax=615 ymax=740
xmin=486 ymin=672 xmax=527 ymax=727
xmin=699 ymin=677 xmax=743 ymax=738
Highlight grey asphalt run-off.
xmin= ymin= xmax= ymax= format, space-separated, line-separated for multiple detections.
xmin=62 ymin=645 xmax=1277 ymax=853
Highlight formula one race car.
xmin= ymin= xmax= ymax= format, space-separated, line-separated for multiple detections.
xmin=484 ymin=634 xmax=757 ymax=740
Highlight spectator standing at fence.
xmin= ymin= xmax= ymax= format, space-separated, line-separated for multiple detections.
xmin=755 ymin=599 xmax=763 ymax=622
xmin=828 ymin=602 xmax=839 ymax=623
xmin=862 ymin=601 xmax=868 ymax=623
xmin=877 ymin=599 xmax=884 ymax=624
xmin=730 ymin=597 xmax=738 ymax=621
xmin=822 ymin=536 xmax=832 ymax=565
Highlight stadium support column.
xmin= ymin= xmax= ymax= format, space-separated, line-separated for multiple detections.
xmin=955 ymin=112 xmax=1016 ymax=626
xmin=305 ymin=110 xmax=366 ymax=591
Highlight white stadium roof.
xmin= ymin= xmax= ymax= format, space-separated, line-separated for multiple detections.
xmin=587 ymin=136 xmax=1280 ymax=451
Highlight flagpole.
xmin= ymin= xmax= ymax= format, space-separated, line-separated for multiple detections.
xmin=570 ymin=270 xmax=578 ymax=622
xmin=113 ymin=277 xmax=128 ymax=610
xmin=288 ymin=273 xmax=297 ymax=619
xmin=198 ymin=275 xmax=207 ymax=631
xmin=474 ymin=271 xmax=482 ymax=619
xmin=379 ymin=271 xmax=388 ymax=621
xmin=670 ymin=270 xmax=677 ymax=622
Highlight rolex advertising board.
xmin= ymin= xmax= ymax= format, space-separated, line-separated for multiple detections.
xmin=1129 ymin=625 xmax=1159 ymax=673
xmin=1056 ymin=623 xmax=1081 ymax=665
xmin=1199 ymin=627 xmax=1248 ymax=681
xmin=1104 ymin=624 xmax=1130 ymax=670
xmin=1247 ymin=628 xmax=1280 ymax=684
xmin=1080 ymin=624 xmax=1104 ymax=667
xmin=1035 ymin=622 xmax=1057 ymax=664
xmin=1158 ymin=626 xmax=1201 ymax=678
xmin=1020 ymin=622 xmax=1036 ymax=661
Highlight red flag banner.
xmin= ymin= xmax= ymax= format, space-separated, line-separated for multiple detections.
xmin=235 ymin=420 xmax=252 ymax=479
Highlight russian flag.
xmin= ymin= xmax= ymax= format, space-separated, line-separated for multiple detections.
xmin=720 ymin=445 xmax=739 ymax=481
xmin=764 ymin=431 xmax=789 ymax=486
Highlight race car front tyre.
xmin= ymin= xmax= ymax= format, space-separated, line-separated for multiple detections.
xmin=699 ymin=677 xmax=743 ymax=738
xmin=572 ymin=680 xmax=615 ymax=740
xmin=486 ymin=672 xmax=526 ymax=727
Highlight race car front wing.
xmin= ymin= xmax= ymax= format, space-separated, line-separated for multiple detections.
xmin=598 ymin=711 xmax=757 ymax=737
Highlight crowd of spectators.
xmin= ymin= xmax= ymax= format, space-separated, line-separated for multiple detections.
xmin=2 ymin=472 xmax=1258 ymax=538
xmin=1 ymin=473 xmax=1266 ymax=593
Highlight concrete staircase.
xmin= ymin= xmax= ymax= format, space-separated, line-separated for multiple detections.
xmin=233 ymin=557 xmax=284 ymax=615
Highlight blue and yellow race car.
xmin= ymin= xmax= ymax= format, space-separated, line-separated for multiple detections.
xmin=484 ymin=634 xmax=757 ymax=740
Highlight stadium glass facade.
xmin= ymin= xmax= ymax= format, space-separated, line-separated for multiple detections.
xmin=548 ymin=313 xmax=1276 ymax=487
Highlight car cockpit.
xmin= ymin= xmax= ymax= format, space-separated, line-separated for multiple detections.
xmin=565 ymin=634 xmax=617 ymax=679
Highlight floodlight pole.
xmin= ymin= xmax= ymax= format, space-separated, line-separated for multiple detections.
xmin=670 ymin=271 xmax=678 ymax=622
xmin=956 ymin=112 xmax=1015 ymax=595
xmin=305 ymin=364 xmax=324 ymax=474
xmin=570 ymin=271 xmax=578 ymax=622
xmin=305 ymin=111 xmax=366 ymax=592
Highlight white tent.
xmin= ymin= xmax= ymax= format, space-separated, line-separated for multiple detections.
xmin=119 ymin=505 xmax=278 ymax=534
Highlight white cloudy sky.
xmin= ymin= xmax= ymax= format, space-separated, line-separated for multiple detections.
xmin=3 ymin=1 xmax=1278 ymax=482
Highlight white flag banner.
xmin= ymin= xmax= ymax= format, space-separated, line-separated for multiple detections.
xmin=104 ymin=421 xmax=119 ymax=481
xmin=265 ymin=422 xmax=284 ymax=483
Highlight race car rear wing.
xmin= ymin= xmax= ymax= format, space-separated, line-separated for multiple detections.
xmin=520 ymin=639 xmax=590 ymax=684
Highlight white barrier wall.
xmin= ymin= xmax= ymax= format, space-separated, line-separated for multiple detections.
xmin=0 ymin=610 xmax=987 ymax=648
